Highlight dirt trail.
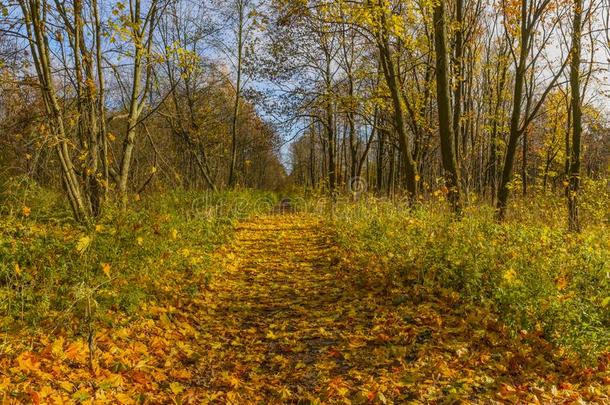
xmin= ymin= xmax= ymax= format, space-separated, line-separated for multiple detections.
xmin=195 ymin=215 xmax=374 ymax=402
xmin=2 ymin=215 xmax=604 ymax=404
xmin=190 ymin=214 xmax=600 ymax=404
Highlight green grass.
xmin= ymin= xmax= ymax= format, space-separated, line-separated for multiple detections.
xmin=2 ymin=176 xmax=610 ymax=363
xmin=328 ymin=180 xmax=610 ymax=361
xmin=0 ymin=183 xmax=278 ymax=334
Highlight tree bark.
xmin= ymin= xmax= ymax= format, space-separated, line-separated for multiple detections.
xmin=433 ymin=0 xmax=462 ymax=213
xmin=228 ymin=0 xmax=244 ymax=188
xmin=496 ymin=0 xmax=529 ymax=220
xmin=567 ymin=0 xmax=582 ymax=231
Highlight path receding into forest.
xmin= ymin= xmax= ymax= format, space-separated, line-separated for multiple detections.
xmin=190 ymin=214 xmax=598 ymax=403
xmin=3 ymin=214 xmax=604 ymax=404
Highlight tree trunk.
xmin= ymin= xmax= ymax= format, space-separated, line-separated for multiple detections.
xmin=452 ymin=0 xmax=464 ymax=162
xmin=377 ymin=39 xmax=417 ymax=200
xmin=567 ymin=0 xmax=582 ymax=231
xmin=433 ymin=0 xmax=462 ymax=213
xmin=496 ymin=0 xmax=529 ymax=220
xmin=118 ymin=0 xmax=156 ymax=209
xmin=228 ymin=0 xmax=244 ymax=188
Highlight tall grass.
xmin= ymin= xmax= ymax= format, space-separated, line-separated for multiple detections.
xmin=328 ymin=180 xmax=610 ymax=361
xmin=0 ymin=184 xmax=278 ymax=336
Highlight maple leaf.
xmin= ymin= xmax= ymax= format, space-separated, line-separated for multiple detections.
xmin=59 ymin=381 xmax=74 ymax=392
xmin=503 ymin=268 xmax=517 ymax=283
xmin=51 ymin=337 xmax=65 ymax=359
xmin=278 ymin=386 xmax=291 ymax=399
xmin=170 ymin=369 xmax=192 ymax=380
xmin=16 ymin=352 xmax=40 ymax=373
xmin=556 ymin=275 xmax=568 ymax=291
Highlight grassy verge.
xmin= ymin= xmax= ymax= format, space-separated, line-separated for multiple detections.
xmin=0 ymin=182 xmax=278 ymax=335
xmin=328 ymin=180 xmax=610 ymax=361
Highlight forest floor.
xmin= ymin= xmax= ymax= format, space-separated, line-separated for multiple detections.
xmin=3 ymin=213 xmax=610 ymax=403
xmin=186 ymin=214 xmax=609 ymax=403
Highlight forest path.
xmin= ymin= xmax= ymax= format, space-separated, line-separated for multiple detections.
xmin=191 ymin=214 xmax=586 ymax=403
xmin=195 ymin=214 xmax=374 ymax=402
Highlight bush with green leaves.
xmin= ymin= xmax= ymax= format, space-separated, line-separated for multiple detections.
xmin=330 ymin=185 xmax=610 ymax=362
xmin=0 ymin=187 xmax=278 ymax=335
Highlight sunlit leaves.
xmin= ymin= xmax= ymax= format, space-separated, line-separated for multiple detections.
xmin=76 ymin=235 xmax=92 ymax=254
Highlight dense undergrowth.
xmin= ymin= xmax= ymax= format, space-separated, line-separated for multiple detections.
xmin=329 ymin=179 xmax=610 ymax=362
xmin=1 ymin=175 xmax=610 ymax=400
xmin=2 ymin=176 xmax=609 ymax=362
xmin=0 ymin=177 xmax=278 ymax=335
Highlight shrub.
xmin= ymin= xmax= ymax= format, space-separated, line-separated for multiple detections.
xmin=329 ymin=187 xmax=610 ymax=361
xmin=0 ymin=187 xmax=276 ymax=335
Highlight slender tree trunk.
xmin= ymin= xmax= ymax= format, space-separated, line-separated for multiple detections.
xmin=326 ymin=99 xmax=336 ymax=192
xmin=119 ymin=57 xmax=143 ymax=208
xmin=568 ymin=0 xmax=582 ymax=231
xmin=377 ymin=128 xmax=385 ymax=194
xmin=521 ymin=130 xmax=528 ymax=196
xmin=20 ymin=0 xmax=89 ymax=221
xmin=488 ymin=52 xmax=507 ymax=202
xmin=92 ymin=0 xmax=108 ymax=205
xmin=452 ymin=0 xmax=464 ymax=161
xmin=496 ymin=0 xmax=529 ymax=220
xmin=118 ymin=0 xmax=156 ymax=209
xmin=378 ymin=41 xmax=417 ymax=200
xmin=434 ymin=0 xmax=462 ymax=213
xmin=228 ymin=0 xmax=244 ymax=188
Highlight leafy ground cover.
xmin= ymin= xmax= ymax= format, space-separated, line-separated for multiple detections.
xmin=330 ymin=182 xmax=610 ymax=362
xmin=1 ymin=185 xmax=610 ymax=403
xmin=0 ymin=187 xmax=276 ymax=403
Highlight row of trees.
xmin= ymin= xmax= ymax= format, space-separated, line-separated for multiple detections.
xmin=1 ymin=0 xmax=609 ymax=229
xmin=279 ymin=0 xmax=609 ymax=229
xmin=0 ymin=0 xmax=285 ymax=221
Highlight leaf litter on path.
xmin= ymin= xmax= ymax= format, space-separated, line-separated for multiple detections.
xmin=2 ymin=214 xmax=610 ymax=403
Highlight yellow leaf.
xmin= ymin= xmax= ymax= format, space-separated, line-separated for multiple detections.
xmin=76 ymin=235 xmax=92 ymax=254
xmin=51 ymin=337 xmax=65 ymax=359
xmin=170 ymin=228 xmax=178 ymax=240
xmin=503 ymin=269 xmax=517 ymax=283
xmin=556 ymin=276 xmax=568 ymax=290
xmin=226 ymin=375 xmax=240 ymax=388
xmin=114 ymin=393 xmax=136 ymax=404
xmin=16 ymin=352 xmax=40 ymax=373
xmin=39 ymin=386 xmax=54 ymax=398
xmin=169 ymin=381 xmax=184 ymax=395
xmin=101 ymin=263 xmax=111 ymax=278
xmin=170 ymin=369 xmax=192 ymax=380
xmin=136 ymin=237 xmax=144 ymax=246
xmin=14 ymin=263 xmax=21 ymax=276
